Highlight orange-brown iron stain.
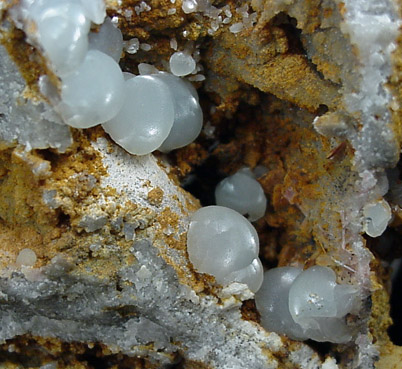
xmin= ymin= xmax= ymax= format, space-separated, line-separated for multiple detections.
xmin=0 ymin=334 xmax=162 ymax=368
xmin=155 ymin=207 xmax=212 ymax=294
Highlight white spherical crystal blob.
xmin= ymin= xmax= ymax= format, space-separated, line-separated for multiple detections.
xmin=256 ymin=265 xmax=359 ymax=343
xmin=79 ymin=0 xmax=106 ymax=24
xmin=156 ymin=73 xmax=203 ymax=152
xmin=289 ymin=266 xmax=339 ymax=328
xmin=169 ymin=51 xmax=196 ymax=77
xmin=289 ymin=266 xmax=358 ymax=343
xmin=255 ymin=267 xmax=308 ymax=340
xmin=215 ymin=168 xmax=267 ymax=221
xmin=182 ymin=0 xmax=198 ymax=14
xmin=102 ymin=75 xmax=175 ymax=155
xmin=363 ymin=199 xmax=392 ymax=237
xmin=59 ymin=50 xmax=125 ymax=128
xmin=16 ymin=248 xmax=37 ymax=267
xmin=186 ymin=206 xmax=263 ymax=292
xmin=30 ymin=0 xmax=91 ymax=76
xmin=89 ymin=17 xmax=123 ymax=62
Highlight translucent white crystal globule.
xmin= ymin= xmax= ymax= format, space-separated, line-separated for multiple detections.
xmin=102 ymin=75 xmax=175 ymax=155
xmin=59 ymin=50 xmax=125 ymax=128
xmin=215 ymin=168 xmax=267 ymax=221
xmin=223 ymin=258 xmax=264 ymax=293
xmin=334 ymin=284 xmax=361 ymax=317
xmin=288 ymin=266 xmax=359 ymax=343
xmin=256 ymin=265 xmax=359 ymax=343
xmin=79 ymin=0 xmax=106 ymax=24
xmin=29 ymin=0 xmax=90 ymax=76
xmin=169 ymin=51 xmax=196 ymax=76
xmin=186 ymin=206 xmax=263 ymax=292
xmin=308 ymin=317 xmax=354 ymax=343
xmin=181 ymin=0 xmax=198 ymax=14
xmin=157 ymin=73 xmax=203 ymax=152
xmin=89 ymin=17 xmax=123 ymax=62
xmin=362 ymin=199 xmax=392 ymax=237
xmin=255 ymin=267 xmax=308 ymax=340
xmin=289 ymin=266 xmax=338 ymax=329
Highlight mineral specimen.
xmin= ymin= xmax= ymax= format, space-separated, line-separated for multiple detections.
xmin=0 ymin=0 xmax=402 ymax=368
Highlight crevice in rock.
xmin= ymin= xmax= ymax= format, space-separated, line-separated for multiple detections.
xmin=269 ymin=12 xmax=340 ymax=94
xmin=388 ymin=260 xmax=402 ymax=345
xmin=305 ymin=340 xmax=332 ymax=360
xmin=270 ymin=12 xmax=304 ymax=55
xmin=182 ymin=155 xmax=225 ymax=207
xmin=57 ymin=211 xmax=71 ymax=229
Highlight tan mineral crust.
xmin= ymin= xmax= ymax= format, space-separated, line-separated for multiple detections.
xmin=0 ymin=0 xmax=402 ymax=368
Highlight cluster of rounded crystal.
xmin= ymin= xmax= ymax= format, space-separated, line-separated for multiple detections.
xmin=187 ymin=167 xmax=267 ymax=292
xmin=17 ymin=0 xmax=202 ymax=155
xmin=187 ymin=168 xmax=358 ymax=343
xmin=187 ymin=206 xmax=264 ymax=292
xmin=181 ymin=0 xmax=257 ymax=36
xmin=255 ymin=266 xmax=359 ymax=343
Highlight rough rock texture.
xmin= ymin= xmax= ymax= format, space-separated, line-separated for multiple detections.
xmin=0 ymin=0 xmax=402 ymax=368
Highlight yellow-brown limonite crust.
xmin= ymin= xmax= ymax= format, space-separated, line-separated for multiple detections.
xmin=0 ymin=0 xmax=401 ymax=367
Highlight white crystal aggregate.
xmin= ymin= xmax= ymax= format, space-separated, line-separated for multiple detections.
xmin=58 ymin=50 xmax=125 ymax=128
xmin=186 ymin=206 xmax=263 ymax=292
xmin=177 ymin=1 xmax=257 ymax=36
xmin=255 ymin=266 xmax=359 ymax=343
xmin=215 ymin=168 xmax=267 ymax=221
xmin=27 ymin=0 xmax=91 ymax=77
xmin=11 ymin=0 xmax=203 ymax=154
xmin=340 ymin=0 xmax=401 ymax=170
xmin=0 ymin=138 xmax=290 ymax=369
xmin=1 ymin=2 xmax=398 ymax=364
xmin=0 ymin=45 xmax=73 ymax=152
xmin=102 ymin=69 xmax=203 ymax=154
xmin=102 ymin=75 xmax=175 ymax=155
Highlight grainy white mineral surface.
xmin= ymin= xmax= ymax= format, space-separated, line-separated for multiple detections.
xmin=1 ymin=0 xmax=402 ymax=368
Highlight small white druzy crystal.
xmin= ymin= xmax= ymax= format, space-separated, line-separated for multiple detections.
xmin=16 ymin=248 xmax=37 ymax=267
xmin=169 ymin=51 xmax=196 ymax=76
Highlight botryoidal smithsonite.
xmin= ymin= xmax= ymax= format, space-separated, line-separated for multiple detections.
xmin=255 ymin=266 xmax=360 ymax=343
xmin=1 ymin=0 xmax=402 ymax=368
